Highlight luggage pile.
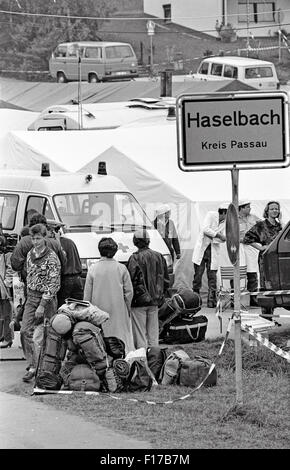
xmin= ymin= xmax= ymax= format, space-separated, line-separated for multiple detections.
xmin=34 ymin=294 xmax=215 ymax=394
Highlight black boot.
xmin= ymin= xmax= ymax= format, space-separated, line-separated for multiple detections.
xmin=207 ymin=289 xmax=217 ymax=308
xmin=247 ymin=273 xmax=259 ymax=307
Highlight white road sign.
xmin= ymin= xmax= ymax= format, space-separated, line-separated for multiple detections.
xmin=176 ymin=91 xmax=289 ymax=171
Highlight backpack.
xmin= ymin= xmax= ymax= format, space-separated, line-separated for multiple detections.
xmin=35 ymin=322 xmax=67 ymax=390
xmin=159 ymin=290 xmax=202 ymax=337
xmin=127 ymin=357 xmax=154 ymax=392
xmin=160 ymin=349 xmax=190 ymax=385
xmin=146 ymin=346 xmax=168 ymax=382
xmin=162 ymin=315 xmax=208 ymax=344
xmin=179 ymin=356 xmax=217 ymax=388
xmin=72 ymin=321 xmax=107 ymax=377
xmin=68 ymin=364 xmax=101 ymax=391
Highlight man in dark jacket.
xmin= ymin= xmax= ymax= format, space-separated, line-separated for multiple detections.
xmin=47 ymin=224 xmax=83 ymax=308
xmin=11 ymin=213 xmax=66 ymax=283
xmin=127 ymin=229 xmax=169 ymax=349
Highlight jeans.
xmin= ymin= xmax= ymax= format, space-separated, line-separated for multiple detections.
xmin=192 ymin=245 xmax=217 ymax=299
xmin=20 ymin=290 xmax=57 ymax=369
xmin=131 ymin=305 xmax=159 ymax=349
xmin=57 ymin=275 xmax=83 ymax=309
xmin=0 ymin=299 xmax=13 ymax=342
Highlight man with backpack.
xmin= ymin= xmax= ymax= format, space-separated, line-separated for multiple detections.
xmin=127 ymin=229 xmax=169 ymax=349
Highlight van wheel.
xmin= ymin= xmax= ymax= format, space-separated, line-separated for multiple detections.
xmin=88 ymin=74 xmax=99 ymax=83
xmin=57 ymin=72 xmax=67 ymax=83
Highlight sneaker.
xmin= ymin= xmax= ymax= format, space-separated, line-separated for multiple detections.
xmin=22 ymin=368 xmax=36 ymax=382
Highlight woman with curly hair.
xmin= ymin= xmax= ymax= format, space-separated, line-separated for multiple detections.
xmin=243 ymin=201 xmax=282 ymax=322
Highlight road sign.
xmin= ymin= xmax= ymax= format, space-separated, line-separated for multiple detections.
xmin=147 ymin=20 xmax=155 ymax=36
xmin=226 ymin=203 xmax=240 ymax=265
xmin=176 ymin=91 xmax=289 ymax=171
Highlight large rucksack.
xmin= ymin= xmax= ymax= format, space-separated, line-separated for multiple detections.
xmin=127 ymin=357 xmax=154 ymax=392
xmin=72 ymin=321 xmax=107 ymax=377
xmin=35 ymin=320 xmax=67 ymax=390
xmin=68 ymin=363 xmax=101 ymax=391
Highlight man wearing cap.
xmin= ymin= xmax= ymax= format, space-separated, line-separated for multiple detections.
xmin=238 ymin=200 xmax=260 ymax=307
xmin=192 ymin=204 xmax=228 ymax=308
xmin=127 ymin=229 xmax=170 ymax=349
xmin=153 ymin=204 xmax=181 ymax=262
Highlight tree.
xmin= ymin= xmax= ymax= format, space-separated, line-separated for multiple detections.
xmin=0 ymin=0 xmax=119 ymax=71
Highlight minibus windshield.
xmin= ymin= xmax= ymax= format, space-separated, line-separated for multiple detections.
xmin=54 ymin=192 xmax=152 ymax=231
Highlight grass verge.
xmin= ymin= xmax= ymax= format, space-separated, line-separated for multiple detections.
xmin=8 ymin=330 xmax=290 ymax=449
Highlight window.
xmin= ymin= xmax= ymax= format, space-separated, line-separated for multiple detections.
xmin=54 ymin=46 xmax=67 ymax=58
xmin=199 ymin=62 xmax=209 ymax=75
xmin=67 ymin=44 xmax=79 ymax=57
xmin=163 ymin=4 xmax=171 ymax=23
xmin=105 ymin=45 xmax=133 ymax=59
xmin=53 ymin=192 xmax=152 ymax=231
xmin=245 ymin=66 xmax=273 ymax=78
xmin=24 ymin=196 xmax=55 ymax=226
xmin=84 ymin=47 xmax=102 ymax=59
xmin=223 ymin=65 xmax=238 ymax=78
xmin=238 ymin=1 xmax=275 ymax=23
xmin=0 ymin=194 xmax=18 ymax=230
xmin=211 ymin=63 xmax=223 ymax=76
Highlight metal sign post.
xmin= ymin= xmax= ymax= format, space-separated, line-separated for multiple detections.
xmin=229 ymin=167 xmax=243 ymax=405
xmin=147 ymin=20 xmax=155 ymax=74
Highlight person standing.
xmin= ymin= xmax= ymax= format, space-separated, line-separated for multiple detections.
xmin=238 ymin=200 xmax=261 ymax=307
xmin=192 ymin=203 xmax=228 ymax=308
xmin=11 ymin=213 xmax=66 ymax=284
xmin=47 ymin=224 xmax=83 ymax=308
xmin=153 ymin=204 xmax=181 ymax=262
xmin=243 ymin=200 xmax=282 ymax=322
xmin=83 ymin=237 xmax=134 ymax=355
xmin=127 ymin=229 xmax=170 ymax=349
xmin=0 ymin=248 xmax=14 ymax=348
xmin=21 ymin=224 xmax=61 ymax=382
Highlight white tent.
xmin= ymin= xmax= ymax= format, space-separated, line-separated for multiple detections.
xmin=1 ymin=123 xmax=290 ymax=289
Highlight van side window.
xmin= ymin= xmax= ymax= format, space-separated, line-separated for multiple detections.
xmin=105 ymin=45 xmax=133 ymax=59
xmin=211 ymin=63 xmax=223 ymax=76
xmin=0 ymin=194 xmax=18 ymax=230
xmin=67 ymin=44 xmax=78 ymax=57
xmin=223 ymin=65 xmax=238 ymax=78
xmin=25 ymin=196 xmax=55 ymax=226
xmin=54 ymin=46 xmax=67 ymax=58
xmin=199 ymin=62 xmax=209 ymax=75
xmin=84 ymin=47 xmax=102 ymax=59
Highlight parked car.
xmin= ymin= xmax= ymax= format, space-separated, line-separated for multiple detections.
xmin=49 ymin=41 xmax=139 ymax=83
xmin=258 ymin=220 xmax=290 ymax=310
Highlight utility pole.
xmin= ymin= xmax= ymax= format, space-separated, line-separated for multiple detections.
xmin=246 ymin=0 xmax=250 ymax=56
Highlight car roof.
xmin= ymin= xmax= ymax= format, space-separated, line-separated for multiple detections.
xmin=57 ymin=42 xmax=131 ymax=48
xmin=201 ymin=56 xmax=274 ymax=67
xmin=0 ymin=171 xmax=129 ymax=195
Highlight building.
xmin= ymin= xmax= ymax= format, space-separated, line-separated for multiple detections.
xmin=143 ymin=0 xmax=290 ymax=38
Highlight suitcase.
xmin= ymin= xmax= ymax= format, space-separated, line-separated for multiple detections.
xmin=161 ymin=315 xmax=208 ymax=344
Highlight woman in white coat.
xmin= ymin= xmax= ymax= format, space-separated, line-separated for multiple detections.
xmin=192 ymin=203 xmax=228 ymax=307
xmin=84 ymin=237 xmax=134 ymax=354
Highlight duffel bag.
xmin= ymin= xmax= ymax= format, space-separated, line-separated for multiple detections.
xmin=68 ymin=363 xmax=101 ymax=391
xmin=179 ymin=356 xmax=217 ymax=388
xmin=162 ymin=315 xmax=208 ymax=344
xmin=146 ymin=346 xmax=168 ymax=382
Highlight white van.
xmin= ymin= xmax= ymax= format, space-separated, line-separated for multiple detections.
xmin=49 ymin=41 xmax=139 ymax=83
xmin=0 ymin=163 xmax=172 ymax=281
xmin=190 ymin=56 xmax=280 ymax=90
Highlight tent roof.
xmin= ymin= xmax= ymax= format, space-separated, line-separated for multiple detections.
xmin=0 ymin=77 xmax=256 ymax=112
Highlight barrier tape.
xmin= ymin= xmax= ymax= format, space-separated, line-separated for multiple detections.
xmin=242 ymin=324 xmax=290 ymax=363
xmin=220 ymin=289 xmax=290 ymax=297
